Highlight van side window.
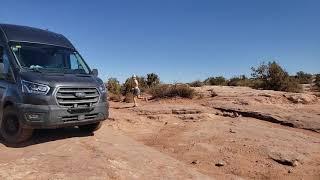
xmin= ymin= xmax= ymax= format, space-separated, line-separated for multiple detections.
xmin=70 ymin=54 xmax=81 ymax=70
xmin=69 ymin=53 xmax=88 ymax=74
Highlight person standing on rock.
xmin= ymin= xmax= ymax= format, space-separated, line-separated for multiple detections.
xmin=132 ymin=74 xmax=148 ymax=107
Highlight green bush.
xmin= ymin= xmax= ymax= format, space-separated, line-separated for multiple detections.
xmin=121 ymin=76 xmax=147 ymax=95
xmin=189 ymin=80 xmax=204 ymax=87
xmin=146 ymin=73 xmax=160 ymax=88
xmin=227 ymin=75 xmax=253 ymax=87
xmin=282 ymin=77 xmax=302 ymax=93
xmin=315 ymin=74 xmax=320 ymax=91
xmin=295 ymin=71 xmax=313 ymax=84
xmin=204 ymin=76 xmax=227 ymax=86
xmin=251 ymin=61 xmax=302 ymax=92
xmin=109 ymin=93 xmax=122 ymax=102
xmin=107 ymin=78 xmax=121 ymax=95
xmin=150 ymin=84 xmax=195 ymax=99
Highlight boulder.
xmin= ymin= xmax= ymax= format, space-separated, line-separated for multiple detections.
xmin=284 ymin=94 xmax=317 ymax=104
xmin=268 ymin=150 xmax=304 ymax=167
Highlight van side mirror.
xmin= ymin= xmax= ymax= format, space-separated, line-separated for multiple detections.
xmin=92 ymin=69 xmax=98 ymax=77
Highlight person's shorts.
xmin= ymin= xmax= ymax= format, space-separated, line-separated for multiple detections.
xmin=133 ymin=87 xmax=141 ymax=96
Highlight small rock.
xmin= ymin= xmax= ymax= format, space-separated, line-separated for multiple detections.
xmin=108 ymin=117 xmax=116 ymax=121
xmin=191 ymin=160 xmax=200 ymax=165
xmin=229 ymin=129 xmax=236 ymax=133
xmin=233 ymin=112 xmax=240 ymax=117
xmin=215 ymin=160 xmax=225 ymax=167
xmin=288 ymin=169 xmax=293 ymax=174
xmin=284 ymin=93 xmax=317 ymax=104
xmin=211 ymin=91 xmax=218 ymax=97
xmin=172 ymin=109 xmax=202 ymax=115
xmin=147 ymin=115 xmax=160 ymax=120
xmin=268 ymin=150 xmax=303 ymax=167
xmin=259 ymin=93 xmax=272 ymax=98
xmin=222 ymin=112 xmax=233 ymax=117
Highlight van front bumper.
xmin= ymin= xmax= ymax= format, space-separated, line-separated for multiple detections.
xmin=17 ymin=102 xmax=109 ymax=129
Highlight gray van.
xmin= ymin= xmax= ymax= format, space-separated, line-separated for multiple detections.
xmin=0 ymin=24 xmax=108 ymax=143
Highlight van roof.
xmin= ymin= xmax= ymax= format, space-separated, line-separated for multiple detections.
xmin=0 ymin=24 xmax=74 ymax=49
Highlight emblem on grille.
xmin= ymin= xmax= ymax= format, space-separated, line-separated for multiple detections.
xmin=75 ymin=92 xmax=86 ymax=98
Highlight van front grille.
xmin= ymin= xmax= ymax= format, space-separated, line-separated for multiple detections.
xmin=56 ymin=87 xmax=100 ymax=108
xmin=61 ymin=113 xmax=99 ymax=122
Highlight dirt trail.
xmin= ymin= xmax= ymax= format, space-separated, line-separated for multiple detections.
xmin=107 ymin=86 xmax=320 ymax=179
xmin=1 ymin=86 xmax=319 ymax=179
xmin=0 ymin=127 xmax=209 ymax=179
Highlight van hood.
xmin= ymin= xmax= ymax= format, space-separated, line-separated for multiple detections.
xmin=19 ymin=71 xmax=103 ymax=87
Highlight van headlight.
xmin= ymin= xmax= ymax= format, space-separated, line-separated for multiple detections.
xmin=21 ymin=80 xmax=50 ymax=95
xmin=98 ymin=84 xmax=106 ymax=93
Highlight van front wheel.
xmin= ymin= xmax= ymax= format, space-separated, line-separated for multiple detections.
xmin=78 ymin=122 xmax=102 ymax=133
xmin=0 ymin=107 xmax=33 ymax=144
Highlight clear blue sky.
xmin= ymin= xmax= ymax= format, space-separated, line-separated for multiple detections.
xmin=1 ymin=0 xmax=319 ymax=83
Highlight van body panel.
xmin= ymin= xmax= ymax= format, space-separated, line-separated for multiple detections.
xmin=0 ymin=24 xmax=108 ymax=138
xmin=0 ymin=24 xmax=74 ymax=49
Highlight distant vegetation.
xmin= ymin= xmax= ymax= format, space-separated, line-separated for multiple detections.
xmin=107 ymin=78 xmax=121 ymax=95
xmin=121 ymin=75 xmax=147 ymax=96
xmin=251 ymin=61 xmax=302 ymax=92
xmin=187 ymin=61 xmax=315 ymax=93
xmin=227 ymin=75 xmax=254 ymax=87
xmin=189 ymin=80 xmax=204 ymax=87
xmin=106 ymin=78 xmax=122 ymax=102
xmin=150 ymin=84 xmax=195 ymax=99
xmin=106 ymin=62 xmax=318 ymax=102
xmin=295 ymin=71 xmax=313 ymax=84
xmin=146 ymin=73 xmax=160 ymax=88
xmin=204 ymin=76 xmax=227 ymax=86
xmin=315 ymin=74 xmax=320 ymax=91
xmin=106 ymin=73 xmax=196 ymax=101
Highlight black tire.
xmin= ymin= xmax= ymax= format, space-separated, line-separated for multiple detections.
xmin=78 ymin=122 xmax=102 ymax=133
xmin=0 ymin=106 xmax=33 ymax=144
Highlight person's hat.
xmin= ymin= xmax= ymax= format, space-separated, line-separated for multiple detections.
xmin=132 ymin=74 xmax=137 ymax=78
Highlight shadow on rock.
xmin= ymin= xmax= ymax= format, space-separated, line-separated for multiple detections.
xmin=0 ymin=127 xmax=93 ymax=148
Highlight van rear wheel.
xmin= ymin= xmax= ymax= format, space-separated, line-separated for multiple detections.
xmin=0 ymin=106 xmax=33 ymax=144
xmin=78 ymin=122 xmax=102 ymax=133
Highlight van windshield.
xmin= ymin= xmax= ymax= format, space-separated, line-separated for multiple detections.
xmin=10 ymin=43 xmax=91 ymax=74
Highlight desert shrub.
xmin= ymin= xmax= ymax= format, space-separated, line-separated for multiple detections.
xmin=146 ymin=73 xmax=160 ymax=88
xmin=227 ymin=75 xmax=253 ymax=87
xmin=107 ymin=78 xmax=121 ymax=95
xmin=282 ymin=77 xmax=302 ymax=93
xmin=251 ymin=61 xmax=302 ymax=92
xmin=121 ymin=76 xmax=147 ymax=95
xmin=315 ymin=74 xmax=320 ymax=91
xmin=204 ymin=76 xmax=227 ymax=86
xmin=109 ymin=93 xmax=122 ymax=102
xmin=150 ymin=84 xmax=195 ymax=99
xmin=189 ymin=80 xmax=204 ymax=87
xmin=295 ymin=71 xmax=313 ymax=84
xmin=210 ymin=90 xmax=218 ymax=97
xmin=123 ymin=93 xmax=134 ymax=103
